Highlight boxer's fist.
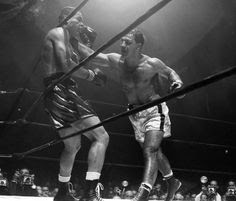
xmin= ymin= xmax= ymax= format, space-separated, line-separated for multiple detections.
xmin=170 ymin=81 xmax=182 ymax=92
xmin=92 ymin=68 xmax=107 ymax=86
xmin=86 ymin=68 xmax=107 ymax=87
xmin=170 ymin=81 xmax=185 ymax=99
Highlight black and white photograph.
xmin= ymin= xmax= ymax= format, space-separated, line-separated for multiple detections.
xmin=0 ymin=0 xmax=235 ymax=201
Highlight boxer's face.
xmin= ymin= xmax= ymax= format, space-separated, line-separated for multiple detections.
xmin=73 ymin=12 xmax=83 ymax=23
xmin=120 ymin=34 xmax=137 ymax=57
xmin=68 ymin=18 xmax=84 ymax=40
xmin=67 ymin=11 xmax=84 ymax=40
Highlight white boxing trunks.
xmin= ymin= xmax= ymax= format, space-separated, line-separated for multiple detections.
xmin=128 ymin=102 xmax=171 ymax=143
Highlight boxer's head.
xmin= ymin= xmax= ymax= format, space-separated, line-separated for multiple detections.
xmin=120 ymin=29 xmax=145 ymax=57
xmin=59 ymin=7 xmax=84 ymax=40
xmin=59 ymin=6 xmax=83 ymax=24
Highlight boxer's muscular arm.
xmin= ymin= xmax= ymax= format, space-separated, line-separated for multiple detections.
xmin=150 ymin=58 xmax=183 ymax=86
xmin=150 ymin=58 xmax=185 ymax=98
xmin=78 ymin=42 xmax=119 ymax=68
xmin=47 ymin=29 xmax=95 ymax=80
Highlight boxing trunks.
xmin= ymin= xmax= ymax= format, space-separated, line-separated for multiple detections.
xmin=43 ymin=72 xmax=96 ymax=129
xmin=128 ymin=102 xmax=171 ymax=143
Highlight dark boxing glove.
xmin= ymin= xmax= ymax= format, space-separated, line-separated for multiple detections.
xmin=86 ymin=68 xmax=107 ymax=87
xmin=79 ymin=23 xmax=97 ymax=48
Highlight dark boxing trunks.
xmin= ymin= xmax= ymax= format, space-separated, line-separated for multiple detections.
xmin=43 ymin=72 xmax=96 ymax=128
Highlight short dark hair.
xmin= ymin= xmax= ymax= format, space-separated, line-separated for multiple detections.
xmin=59 ymin=6 xmax=83 ymax=23
xmin=129 ymin=29 xmax=145 ymax=46
xmin=134 ymin=30 xmax=145 ymax=46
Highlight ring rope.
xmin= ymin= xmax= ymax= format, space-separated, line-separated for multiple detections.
xmin=1 ymin=95 xmax=236 ymax=126
xmin=1 ymin=121 xmax=235 ymax=150
xmin=10 ymin=65 xmax=236 ymax=159
xmin=22 ymin=0 xmax=173 ymax=120
xmin=88 ymin=100 xmax=236 ymax=126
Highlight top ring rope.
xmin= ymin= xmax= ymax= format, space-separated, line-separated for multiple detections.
xmin=12 ymin=66 xmax=236 ymax=159
xmin=22 ymin=0 xmax=173 ymax=120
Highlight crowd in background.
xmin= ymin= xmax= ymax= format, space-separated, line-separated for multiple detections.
xmin=0 ymin=167 xmax=236 ymax=201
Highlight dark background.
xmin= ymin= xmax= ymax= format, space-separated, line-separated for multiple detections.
xmin=0 ymin=0 xmax=235 ymax=192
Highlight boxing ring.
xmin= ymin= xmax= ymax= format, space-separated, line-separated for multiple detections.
xmin=0 ymin=0 xmax=236 ymax=200
xmin=0 ymin=0 xmax=235 ymax=159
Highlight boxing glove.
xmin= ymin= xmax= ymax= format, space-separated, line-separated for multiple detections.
xmin=86 ymin=68 xmax=107 ymax=87
xmin=79 ymin=24 xmax=97 ymax=48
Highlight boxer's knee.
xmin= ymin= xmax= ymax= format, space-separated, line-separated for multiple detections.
xmin=59 ymin=126 xmax=82 ymax=153
xmin=64 ymin=140 xmax=81 ymax=154
xmin=90 ymin=127 xmax=109 ymax=146
xmin=99 ymin=129 xmax=109 ymax=146
xmin=96 ymin=130 xmax=109 ymax=149
xmin=143 ymin=145 xmax=158 ymax=158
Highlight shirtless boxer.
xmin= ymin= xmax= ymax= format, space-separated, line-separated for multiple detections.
xmin=41 ymin=7 xmax=109 ymax=201
xmin=78 ymin=29 xmax=183 ymax=201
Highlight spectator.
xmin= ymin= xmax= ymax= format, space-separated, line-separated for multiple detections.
xmin=41 ymin=186 xmax=50 ymax=197
xmin=195 ymin=180 xmax=222 ymax=201
xmin=36 ymin=186 xmax=43 ymax=196
xmin=209 ymin=180 xmax=222 ymax=201
xmin=9 ymin=168 xmax=37 ymax=196
xmin=175 ymin=192 xmax=184 ymax=200
xmin=200 ymin=193 xmax=208 ymax=201
xmin=192 ymin=193 xmax=197 ymax=201
xmin=51 ymin=187 xmax=59 ymax=197
xmin=149 ymin=194 xmax=159 ymax=200
xmin=124 ymin=190 xmax=134 ymax=199
xmin=0 ymin=170 xmax=9 ymax=195
xmin=113 ymin=186 xmax=122 ymax=199
xmin=224 ymin=181 xmax=236 ymax=201
xmin=185 ymin=193 xmax=192 ymax=201
xmin=151 ymin=183 xmax=165 ymax=199
xmin=195 ymin=183 xmax=209 ymax=201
